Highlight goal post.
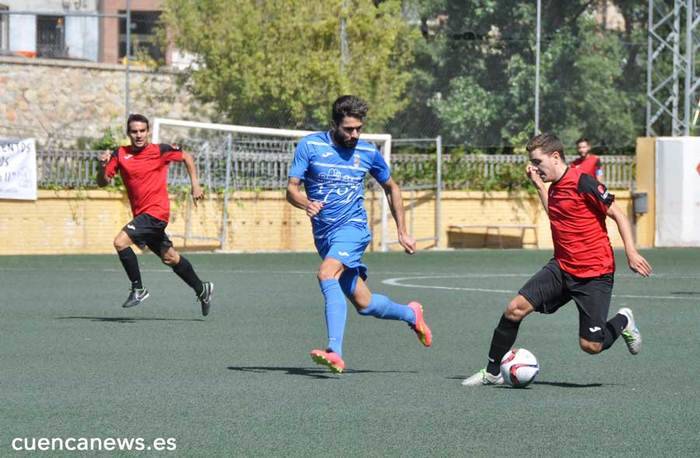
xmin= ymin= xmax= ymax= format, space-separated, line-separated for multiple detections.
xmin=383 ymin=136 xmax=443 ymax=251
xmin=152 ymin=118 xmax=393 ymax=251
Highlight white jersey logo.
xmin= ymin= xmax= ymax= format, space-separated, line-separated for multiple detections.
xmin=589 ymin=326 xmax=602 ymax=333
xmin=337 ymin=251 xmax=349 ymax=257
xmin=127 ymin=224 xmax=136 ymax=230
xmin=124 ymin=154 xmax=133 ymax=160
xmin=321 ymin=152 xmax=334 ymax=158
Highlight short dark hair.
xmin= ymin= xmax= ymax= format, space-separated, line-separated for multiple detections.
xmin=526 ymin=132 xmax=566 ymax=162
xmin=126 ymin=113 xmax=150 ymax=133
xmin=331 ymin=95 xmax=369 ymax=126
xmin=575 ymin=137 xmax=590 ymax=145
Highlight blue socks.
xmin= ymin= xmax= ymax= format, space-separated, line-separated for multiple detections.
xmin=320 ymin=279 xmax=347 ymax=356
xmin=320 ymin=278 xmax=417 ymax=357
xmin=358 ymin=294 xmax=416 ymax=325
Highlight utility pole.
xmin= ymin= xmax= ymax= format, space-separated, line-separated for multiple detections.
xmin=534 ymin=0 xmax=541 ymax=135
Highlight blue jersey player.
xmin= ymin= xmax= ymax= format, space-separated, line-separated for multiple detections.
xmin=286 ymin=95 xmax=432 ymax=373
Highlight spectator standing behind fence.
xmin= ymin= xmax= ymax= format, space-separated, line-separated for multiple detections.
xmin=96 ymin=114 xmax=213 ymax=315
xmin=571 ymin=137 xmax=603 ymax=181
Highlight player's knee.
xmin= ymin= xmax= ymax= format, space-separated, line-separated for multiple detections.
xmin=579 ymin=340 xmax=603 ymax=354
xmin=113 ymin=238 xmax=129 ymax=251
xmin=505 ymin=301 xmax=525 ymax=322
xmin=161 ymin=252 xmax=179 ymax=266
xmin=351 ymin=296 xmax=371 ymax=312
xmin=317 ymin=265 xmax=342 ymax=281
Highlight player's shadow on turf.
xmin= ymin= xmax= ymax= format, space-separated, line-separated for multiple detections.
xmin=56 ymin=316 xmax=205 ymax=324
xmin=227 ymin=366 xmax=417 ymax=380
xmin=671 ymin=291 xmax=700 ymax=295
xmin=532 ymin=381 xmax=606 ymax=388
xmin=447 ymin=376 xmax=608 ymax=388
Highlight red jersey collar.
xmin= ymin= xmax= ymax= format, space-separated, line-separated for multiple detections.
xmin=550 ymin=166 xmax=570 ymax=187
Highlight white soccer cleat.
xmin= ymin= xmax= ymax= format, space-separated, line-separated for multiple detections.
xmin=461 ymin=368 xmax=504 ymax=387
xmin=617 ymin=307 xmax=641 ymax=355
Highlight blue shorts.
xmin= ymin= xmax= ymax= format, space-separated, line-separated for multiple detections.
xmin=315 ymin=224 xmax=371 ymax=281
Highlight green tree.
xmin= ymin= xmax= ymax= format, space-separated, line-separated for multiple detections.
xmin=395 ymin=0 xmax=648 ymax=150
xmin=162 ymin=0 xmax=418 ymax=131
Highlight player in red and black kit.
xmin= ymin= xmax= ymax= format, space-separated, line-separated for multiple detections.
xmin=571 ymin=137 xmax=603 ymax=181
xmin=96 ymin=114 xmax=213 ymax=315
xmin=463 ymin=133 xmax=652 ymax=386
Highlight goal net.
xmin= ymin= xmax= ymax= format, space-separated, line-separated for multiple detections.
xmin=152 ymin=118 xmax=395 ymax=252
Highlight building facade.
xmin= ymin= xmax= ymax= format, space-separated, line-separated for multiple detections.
xmin=0 ymin=0 xmax=168 ymax=64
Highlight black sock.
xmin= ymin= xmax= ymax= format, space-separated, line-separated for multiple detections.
xmin=118 ymin=247 xmax=142 ymax=290
xmin=602 ymin=313 xmax=628 ymax=350
xmin=486 ymin=315 xmax=521 ymax=375
xmin=172 ymin=256 xmax=204 ymax=296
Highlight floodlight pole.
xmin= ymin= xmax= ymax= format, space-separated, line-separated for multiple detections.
xmin=646 ymin=0 xmax=700 ymax=136
xmin=340 ymin=0 xmax=349 ymax=74
xmin=683 ymin=0 xmax=693 ymax=135
xmin=435 ymin=135 xmax=442 ymax=248
xmin=534 ymin=0 xmax=541 ymax=135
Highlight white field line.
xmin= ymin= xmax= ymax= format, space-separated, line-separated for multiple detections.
xmin=382 ymin=275 xmax=700 ymax=302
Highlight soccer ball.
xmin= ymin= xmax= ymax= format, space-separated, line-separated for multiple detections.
xmin=500 ymin=348 xmax=539 ymax=388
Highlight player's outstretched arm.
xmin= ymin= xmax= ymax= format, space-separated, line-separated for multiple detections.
xmin=526 ymin=164 xmax=548 ymax=215
xmin=96 ymin=150 xmax=111 ymax=187
xmin=380 ymin=178 xmax=415 ymax=254
xmin=182 ymin=152 xmax=203 ymax=207
xmin=607 ymin=203 xmax=652 ymax=277
xmin=286 ymin=178 xmax=323 ymax=217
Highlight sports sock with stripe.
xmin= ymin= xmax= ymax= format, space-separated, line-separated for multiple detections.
xmin=117 ymin=247 xmax=143 ymax=290
xmin=320 ymin=279 xmax=347 ymax=356
xmin=357 ymin=294 xmax=416 ymax=325
xmin=172 ymin=256 xmax=204 ymax=296
xmin=486 ymin=314 xmax=521 ymax=376
xmin=602 ymin=313 xmax=628 ymax=350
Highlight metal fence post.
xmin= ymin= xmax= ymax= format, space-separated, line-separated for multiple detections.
xmin=435 ymin=135 xmax=442 ymax=248
xmin=220 ymin=134 xmax=233 ymax=250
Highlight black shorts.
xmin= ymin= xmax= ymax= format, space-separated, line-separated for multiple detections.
xmin=123 ymin=213 xmax=173 ymax=255
xmin=518 ymin=258 xmax=614 ymax=342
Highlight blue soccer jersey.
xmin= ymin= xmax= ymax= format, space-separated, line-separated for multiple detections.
xmin=288 ymin=131 xmax=391 ymax=239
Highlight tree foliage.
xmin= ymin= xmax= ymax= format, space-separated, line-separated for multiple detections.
xmin=163 ymin=1 xmax=649 ymax=149
xmin=394 ymin=0 xmax=648 ymax=149
xmin=162 ymin=0 xmax=418 ymax=131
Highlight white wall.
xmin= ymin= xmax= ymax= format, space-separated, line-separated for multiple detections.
xmin=655 ymin=137 xmax=700 ymax=247
xmin=4 ymin=0 xmax=99 ymax=59
xmin=65 ymin=15 xmax=98 ymax=60
xmin=9 ymin=14 xmax=34 ymax=53
xmin=2 ymin=1 xmax=98 ymax=12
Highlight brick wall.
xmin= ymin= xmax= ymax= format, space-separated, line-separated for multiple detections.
xmin=0 ymin=189 xmax=633 ymax=255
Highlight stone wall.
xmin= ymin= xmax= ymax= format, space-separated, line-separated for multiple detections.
xmin=0 ymin=56 xmax=212 ymax=147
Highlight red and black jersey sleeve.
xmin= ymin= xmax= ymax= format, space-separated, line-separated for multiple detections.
xmin=159 ymin=143 xmax=184 ymax=163
xmin=104 ymin=148 xmax=120 ymax=178
xmin=577 ymin=172 xmax=614 ymax=216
